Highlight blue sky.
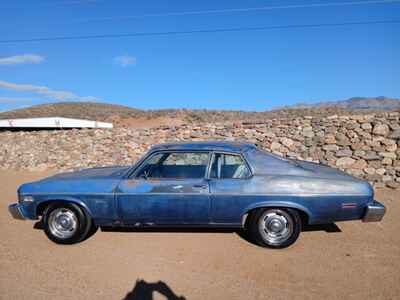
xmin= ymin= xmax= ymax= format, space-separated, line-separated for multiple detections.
xmin=0 ymin=0 xmax=399 ymax=111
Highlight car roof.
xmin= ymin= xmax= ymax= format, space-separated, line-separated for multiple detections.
xmin=150 ymin=141 xmax=256 ymax=153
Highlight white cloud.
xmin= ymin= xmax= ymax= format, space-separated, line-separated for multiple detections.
xmin=0 ymin=54 xmax=45 ymax=65
xmin=114 ymin=55 xmax=136 ymax=67
xmin=0 ymin=80 xmax=98 ymax=102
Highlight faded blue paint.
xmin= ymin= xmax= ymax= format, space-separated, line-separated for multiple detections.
xmin=14 ymin=141 xmax=377 ymax=227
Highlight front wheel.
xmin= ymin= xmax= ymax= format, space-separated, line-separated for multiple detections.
xmin=248 ymin=208 xmax=301 ymax=248
xmin=43 ymin=202 xmax=93 ymax=244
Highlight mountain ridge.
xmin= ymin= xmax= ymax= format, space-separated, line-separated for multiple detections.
xmin=0 ymin=97 xmax=398 ymax=126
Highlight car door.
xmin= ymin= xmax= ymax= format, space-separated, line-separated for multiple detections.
xmin=116 ymin=151 xmax=211 ymax=225
xmin=208 ymin=152 xmax=253 ymax=224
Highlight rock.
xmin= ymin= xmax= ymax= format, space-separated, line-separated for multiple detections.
xmin=351 ymin=159 xmax=367 ymax=169
xmin=382 ymin=175 xmax=392 ymax=182
xmin=389 ymin=129 xmax=400 ymax=139
xmin=368 ymin=161 xmax=382 ymax=169
xmin=335 ymin=149 xmax=353 ymax=157
xmin=353 ymin=150 xmax=366 ymax=157
xmin=324 ymin=135 xmax=337 ymax=144
xmin=386 ymin=143 xmax=398 ymax=152
xmin=280 ymin=137 xmax=294 ymax=148
xmin=382 ymin=158 xmax=393 ymax=165
xmin=372 ymin=124 xmax=389 ymax=136
xmin=365 ymin=174 xmax=382 ymax=182
xmin=361 ymin=123 xmax=372 ymax=131
xmin=270 ymin=142 xmax=281 ymax=151
xmin=386 ymin=181 xmax=400 ymax=189
xmin=323 ymin=144 xmax=339 ymax=152
xmin=376 ymin=168 xmax=386 ymax=175
xmin=364 ymin=167 xmax=376 ymax=175
xmin=336 ymin=157 xmax=355 ymax=168
xmin=379 ymin=152 xmax=397 ymax=159
xmin=347 ymin=169 xmax=364 ymax=177
xmin=302 ymin=128 xmax=314 ymax=138
xmin=374 ymin=182 xmax=386 ymax=189
xmin=362 ymin=151 xmax=380 ymax=161
xmin=350 ymin=143 xmax=364 ymax=151
xmin=327 ymin=115 xmax=338 ymax=120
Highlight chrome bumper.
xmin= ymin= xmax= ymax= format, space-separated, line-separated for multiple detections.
xmin=8 ymin=203 xmax=26 ymax=220
xmin=362 ymin=201 xmax=386 ymax=222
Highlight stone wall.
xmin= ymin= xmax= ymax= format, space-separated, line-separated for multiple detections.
xmin=1 ymin=112 xmax=400 ymax=188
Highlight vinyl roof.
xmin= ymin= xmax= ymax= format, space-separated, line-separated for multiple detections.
xmin=150 ymin=141 xmax=256 ymax=153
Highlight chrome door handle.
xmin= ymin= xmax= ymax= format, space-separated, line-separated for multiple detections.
xmin=193 ymin=184 xmax=208 ymax=190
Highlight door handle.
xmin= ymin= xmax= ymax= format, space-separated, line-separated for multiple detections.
xmin=193 ymin=184 xmax=208 ymax=190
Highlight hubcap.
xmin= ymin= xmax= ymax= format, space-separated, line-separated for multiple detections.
xmin=258 ymin=210 xmax=293 ymax=245
xmin=48 ymin=208 xmax=78 ymax=239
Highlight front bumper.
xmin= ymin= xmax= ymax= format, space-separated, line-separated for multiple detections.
xmin=362 ymin=201 xmax=386 ymax=222
xmin=8 ymin=203 xmax=26 ymax=220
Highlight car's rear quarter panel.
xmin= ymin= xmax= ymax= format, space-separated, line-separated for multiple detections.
xmin=210 ymin=175 xmax=373 ymax=225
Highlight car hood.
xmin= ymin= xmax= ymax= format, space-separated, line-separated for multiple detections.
xmin=45 ymin=166 xmax=131 ymax=181
xmin=18 ymin=166 xmax=130 ymax=195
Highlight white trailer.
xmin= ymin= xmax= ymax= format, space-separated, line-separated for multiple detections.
xmin=0 ymin=117 xmax=113 ymax=129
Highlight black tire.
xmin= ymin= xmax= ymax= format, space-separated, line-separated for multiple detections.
xmin=248 ymin=207 xmax=301 ymax=249
xmin=43 ymin=202 xmax=93 ymax=244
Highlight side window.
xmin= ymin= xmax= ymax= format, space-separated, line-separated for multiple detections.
xmin=136 ymin=153 xmax=164 ymax=178
xmin=137 ymin=152 xmax=209 ymax=179
xmin=163 ymin=153 xmax=209 ymax=166
xmin=210 ymin=153 xmax=251 ymax=179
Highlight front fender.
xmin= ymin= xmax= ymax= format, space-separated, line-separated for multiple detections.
xmin=34 ymin=195 xmax=93 ymax=218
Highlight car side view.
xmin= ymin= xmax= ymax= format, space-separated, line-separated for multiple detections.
xmin=9 ymin=141 xmax=385 ymax=248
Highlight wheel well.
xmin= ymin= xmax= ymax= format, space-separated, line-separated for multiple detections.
xmin=242 ymin=206 xmax=309 ymax=227
xmin=36 ymin=200 xmax=89 ymax=218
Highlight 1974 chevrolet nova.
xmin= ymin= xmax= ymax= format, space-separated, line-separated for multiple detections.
xmin=9 ymin=141 xmax=385 ymax=248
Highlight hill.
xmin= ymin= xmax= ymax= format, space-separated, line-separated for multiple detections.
xmin=0 ymin=97 xmax=398 ymax=127
xmin=287 ymin=96 xmax=400 ymax=110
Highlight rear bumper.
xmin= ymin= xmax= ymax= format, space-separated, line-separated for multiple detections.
xmin=8 ymin=203 xmax=26 ymax=220
xmin=362 ymin=201 xmax=386 ymax=222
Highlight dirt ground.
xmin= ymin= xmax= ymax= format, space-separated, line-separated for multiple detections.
xmin=0 ymin=171 xmax=399 ymax=300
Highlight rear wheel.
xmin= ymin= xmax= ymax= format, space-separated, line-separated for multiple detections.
xmin=248 ymin=208 xmax=301 ymax=248
xmin=43 ymin=202 xmax=93 ymax=244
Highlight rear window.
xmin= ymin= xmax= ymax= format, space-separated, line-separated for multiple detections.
xmin=210 ymin=153 xmax=251 ymax=179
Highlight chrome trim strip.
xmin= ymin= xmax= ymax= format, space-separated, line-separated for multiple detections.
xmin=20 ymin=192 xmax=371 ymax=196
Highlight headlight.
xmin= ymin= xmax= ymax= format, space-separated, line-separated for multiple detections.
xmin=19 ymin=195 xmax=34 ymax=204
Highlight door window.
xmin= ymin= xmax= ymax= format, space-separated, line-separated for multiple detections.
xmin=210 ymin=153 xmax=251 ymax=179
xmin=137 ymin=152 xmax=209 ymax=179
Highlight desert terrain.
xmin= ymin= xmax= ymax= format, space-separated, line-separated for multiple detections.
xmin=1 ymin=171 xmax=399 ymax=300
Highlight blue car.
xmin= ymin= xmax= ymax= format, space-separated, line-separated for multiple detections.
xmin=9 ymin=141 xmax=385 ymax=248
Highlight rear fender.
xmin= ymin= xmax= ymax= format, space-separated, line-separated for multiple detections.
xmin=241 ymin=201 xmax=313 ymax=225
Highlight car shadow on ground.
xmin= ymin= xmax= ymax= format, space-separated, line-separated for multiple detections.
xmin=302 ymin=223 xmax=341 ymax=233
xmin=99 ymin=223 xmax=342 ymax=245
xmin=122 ymin=279 xmax=186 ymax=300
xmin=33 ymin=221 xmax=341 ymax=246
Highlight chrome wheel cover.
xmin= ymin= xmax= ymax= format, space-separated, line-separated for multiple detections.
xmin=48 ymin=208 xmax=78 ymax=239
xmin=258 ymin=210 xmax=293 ymax=245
